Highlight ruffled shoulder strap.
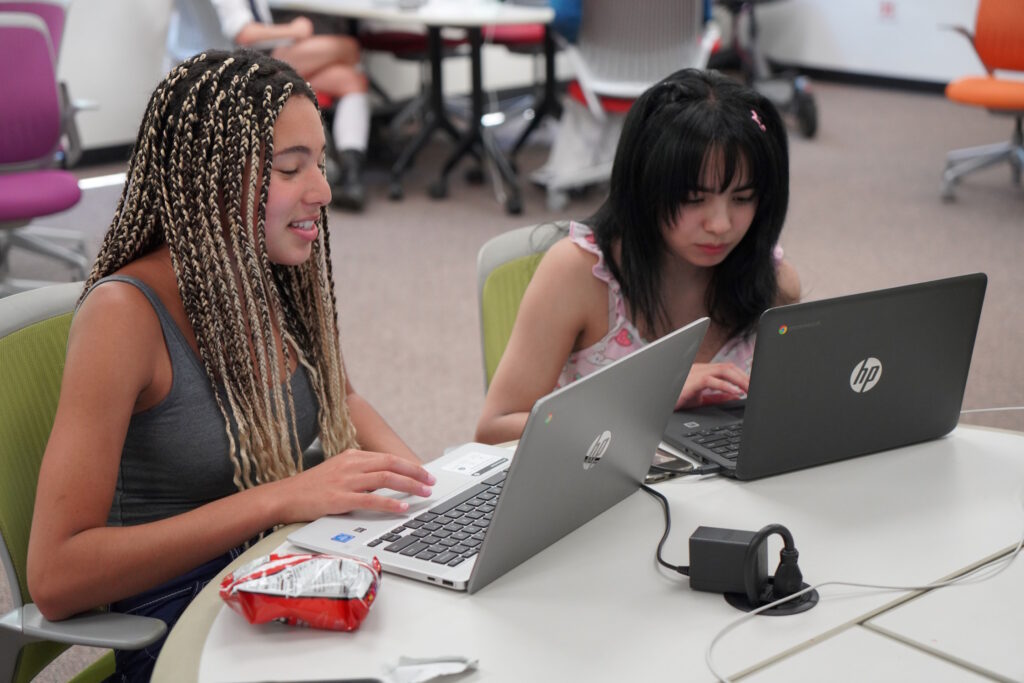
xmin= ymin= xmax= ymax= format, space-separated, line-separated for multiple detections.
xmin=568 ymin=221 xmax=618 ymax=289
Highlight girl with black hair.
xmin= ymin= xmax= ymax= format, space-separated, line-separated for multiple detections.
xmin=476 ymin=68 xmax=800 ymax=445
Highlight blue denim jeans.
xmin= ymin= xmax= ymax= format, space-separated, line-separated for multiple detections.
xmin=106 ymin=547 xmax=242 ymax=682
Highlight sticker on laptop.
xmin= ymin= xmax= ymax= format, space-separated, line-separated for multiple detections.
xmin=443 ymin=451 xmax=508 ymax=477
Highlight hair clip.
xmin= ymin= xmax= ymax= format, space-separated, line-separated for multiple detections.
xmin=751 ymin=110 xmax=766 ymax=132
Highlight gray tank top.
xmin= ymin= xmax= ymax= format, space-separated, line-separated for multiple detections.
xmin=85 ymin=276 xmax=320 ymax=526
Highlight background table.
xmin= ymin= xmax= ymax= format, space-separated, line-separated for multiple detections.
xmin=270 ymin=0 xmax=555 ymax=213
xmin=153 ymin=426 xmax=1024 ymax=682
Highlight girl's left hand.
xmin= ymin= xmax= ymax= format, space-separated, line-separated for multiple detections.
xmin=675 ymin=362 xmax=749 ymax=410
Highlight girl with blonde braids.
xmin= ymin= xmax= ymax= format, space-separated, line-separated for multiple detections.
xmin=27 ymin=49 xmax=432 ymax=680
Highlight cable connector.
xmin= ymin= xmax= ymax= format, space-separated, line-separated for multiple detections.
xmin=772 ymin=547 xmax=803 ymax=599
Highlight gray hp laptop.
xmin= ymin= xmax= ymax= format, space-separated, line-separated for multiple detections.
xmin=289 ymin=318 xmax=710 ymax=593
xmin=663 ymin=273 xmax=986 ymax=481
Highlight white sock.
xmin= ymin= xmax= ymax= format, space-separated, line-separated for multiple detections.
xmin=333 ymin=92 xmax=369 ymax=153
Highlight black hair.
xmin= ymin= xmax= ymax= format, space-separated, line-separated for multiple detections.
xmin=585 ymin=68 xmax=789 ymax=339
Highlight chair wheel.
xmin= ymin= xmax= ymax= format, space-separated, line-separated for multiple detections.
xmin=428 ymin=178 xmax=448 ymax=199
xmin=505 ymin=195 xmax=523 ymax=215
xmin=388 ymin=181 xmax=403 ymax=201
xmin=465 ymin=167 xmax=485 ymax=184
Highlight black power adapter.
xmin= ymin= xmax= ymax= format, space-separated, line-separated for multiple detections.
xmin=688 ymin=524 xmax=819 ymax=616
xmin=689 ymin=526 xmax=767 ymax=594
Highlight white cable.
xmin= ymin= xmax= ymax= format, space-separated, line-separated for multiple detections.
xmin=705 ymin=490 xmax=1024 ymax=683
xmin=960 ymin=406 xmax=1024 ymax=414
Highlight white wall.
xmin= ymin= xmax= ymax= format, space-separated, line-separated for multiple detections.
xmin=755 ymin=0 xmax=983 ymax=83
xmin=59 ymin=0 xmax=172 ymax=150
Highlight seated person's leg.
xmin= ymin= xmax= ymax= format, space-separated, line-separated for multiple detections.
xmin=274 ymin=37 xmax=370 ymax=211
xmin=273 ymin=34 xmax=361 ymax=73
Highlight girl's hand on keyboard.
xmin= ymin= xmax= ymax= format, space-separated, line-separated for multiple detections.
xmin=273 ymin=449 xmax=436 ymax=522
xmin=675 ymin=362 xmax=749 ymax=410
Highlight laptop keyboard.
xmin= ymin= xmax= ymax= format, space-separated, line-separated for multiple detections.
xmin=366 ymin=470 xmax=507 ymax=567
xmin=684 ymin=424 xmax=744 ymax=462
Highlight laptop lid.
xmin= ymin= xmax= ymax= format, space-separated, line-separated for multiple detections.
xmin=288 ymin=317 xmax=708 ymax=592
xmin=467 ymin=316 xmax=708 ymax=592
xmin=723 ymin=273 xmax=986 ymax=480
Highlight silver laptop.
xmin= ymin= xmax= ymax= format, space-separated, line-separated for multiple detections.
xmin=288 ymin=318 xmax=709 ymax=593
xmin=663 ymin=273 xmax=986 ymax=481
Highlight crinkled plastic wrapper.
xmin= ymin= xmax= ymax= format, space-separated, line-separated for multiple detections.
xmin=219 ymin=553 xmax=381 ymax=631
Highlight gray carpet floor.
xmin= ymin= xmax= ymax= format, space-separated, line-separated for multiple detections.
xmin=4 ymin=78 xmax=1022 ymax=681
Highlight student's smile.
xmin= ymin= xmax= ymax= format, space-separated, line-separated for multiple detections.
xmin=263 ymin=96 xmax=331 ymax=266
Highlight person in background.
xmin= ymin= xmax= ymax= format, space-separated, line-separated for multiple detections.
xmin=27 ymin=50 xmax=433 ymax=681
xmin=475 ymin=68 xmax=800 ymax=445
xmin=166 ymin=0 xmax=371 ymax=211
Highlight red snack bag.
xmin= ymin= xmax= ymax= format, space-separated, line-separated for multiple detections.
xmin=219 ymin=552 xmax=381 ymax=631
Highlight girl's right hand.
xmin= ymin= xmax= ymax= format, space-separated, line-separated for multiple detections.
xmin=675 ymin=362 xmax=749 ymax=410
xmin=275 ymin=449 xmax=435 ymax=523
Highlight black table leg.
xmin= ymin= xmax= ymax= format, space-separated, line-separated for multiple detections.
xmin=432 ymin=27 xmax=523 ymax=214
xmin=510 ymin=24 xmax=561 ymax=159
xmin=388 ymin=26 xmax=462 ymax=200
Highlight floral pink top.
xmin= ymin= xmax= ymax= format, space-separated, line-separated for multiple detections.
xmin=555 ymin=222 xmax=770 ymax=392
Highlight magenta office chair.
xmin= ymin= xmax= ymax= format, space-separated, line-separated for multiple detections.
xmin=0 ymin=0 xmax=89 ymax=169
xmin=0 ymin=0 xmax=64 ymax=46
xmin=0 ymin=0 xmax=90 ymax=170
xmin=0 ymin=9 xmax=89 ymax=297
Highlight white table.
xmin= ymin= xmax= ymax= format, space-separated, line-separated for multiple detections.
xmin=272 ymin=0 xmax=553 ymax=28
xmin=865 ymin=544 xmax=1024 ymax=681
xmin=744 ymin=627 xmax=994 ymax=683
xmin=152 ymin=426 xmax=1024 ymax=682
xmin=270 ymin=0 xmax=555 ymax=213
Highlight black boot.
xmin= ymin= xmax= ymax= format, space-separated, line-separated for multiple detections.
xmin=331 ymin=149 xmax=366 ymax=212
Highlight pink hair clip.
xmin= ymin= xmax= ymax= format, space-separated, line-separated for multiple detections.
xmin=751 ymin=110 xmax=766 ymax=132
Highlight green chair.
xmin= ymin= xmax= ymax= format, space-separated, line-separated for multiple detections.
xmin=0 ymin=282 xmax=166 ymax=683
xmin=476 ymin=222 xmax=565 ymax=390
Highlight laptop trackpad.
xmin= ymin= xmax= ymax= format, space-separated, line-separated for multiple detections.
xmin=669 ymin=400 xmax=745 ymax=433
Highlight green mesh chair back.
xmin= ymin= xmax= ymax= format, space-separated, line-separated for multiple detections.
xmin=0 ymin=281 xmax=115 ymax=683
xmin=477 ymin=223 xmax=565 ymax=389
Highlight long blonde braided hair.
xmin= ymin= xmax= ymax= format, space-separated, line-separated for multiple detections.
xmin=83 ymin=49 xmax=357 ymax=490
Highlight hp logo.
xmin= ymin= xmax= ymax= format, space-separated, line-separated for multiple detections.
xmin=849 ymin=358 xmax=883 ymax=393
xmin=583 ymin=430 xmax=612 ymax=470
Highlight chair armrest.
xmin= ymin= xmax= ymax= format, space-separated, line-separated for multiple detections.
xmin=14 ymin=604 xmax=166 ymax=650
xmin=58 ymin=81 xmax=84 ymax=168
xmin=939 ymin=23 xmax=973 ymax=44
xmin=70 ymin=97 xmax=99 ymax=112
xmin=562 ymin=46 xmax=606 ymax=121
xmin=939 ymin=24 xmax=991 ymax=75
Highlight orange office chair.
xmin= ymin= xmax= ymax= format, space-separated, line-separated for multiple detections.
xmin=940 ymin=0 xmax=1024 ymax=200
